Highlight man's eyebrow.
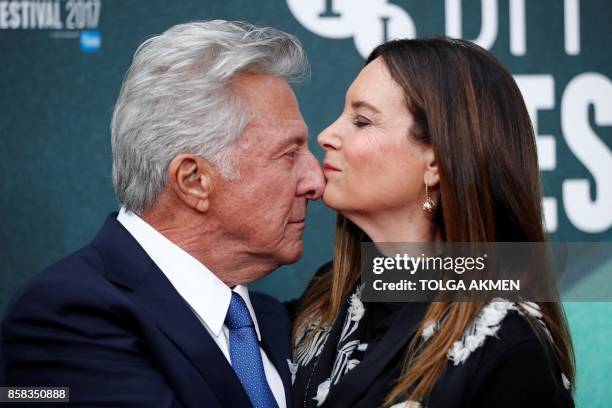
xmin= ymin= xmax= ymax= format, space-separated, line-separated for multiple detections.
xmin=274 ymin=132 xmax=308 ymax=151
xmin=350 ymin=100 xmax=381 ymax=114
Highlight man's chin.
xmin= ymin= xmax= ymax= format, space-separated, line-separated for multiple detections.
xmin=277 ymin=241 xmax=304 ymax=265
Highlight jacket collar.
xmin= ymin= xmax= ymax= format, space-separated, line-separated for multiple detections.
xmin=92 ymin=213 xmax=253 ymax=407
xmin=252 ymin=294 xmax=294 ymax=408
xmin=321 ymin=300 xmax=429 ymax=407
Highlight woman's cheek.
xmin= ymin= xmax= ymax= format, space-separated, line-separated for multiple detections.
xmin=344 ymin=138 xmax=383 ymax=172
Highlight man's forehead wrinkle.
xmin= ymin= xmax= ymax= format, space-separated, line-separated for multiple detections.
xmin=247 ymin=120 xmax=308 ymax=142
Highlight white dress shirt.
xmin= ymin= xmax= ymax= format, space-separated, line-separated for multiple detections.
xmin=117 ymin=208 xmax=286 ymax=408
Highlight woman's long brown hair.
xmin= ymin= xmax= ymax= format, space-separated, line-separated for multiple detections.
xmin=293 ymin=38 xmax=574 ymax=404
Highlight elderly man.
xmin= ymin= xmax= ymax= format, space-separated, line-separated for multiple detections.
xmin=1 ymin=21 xmax=324 ymax=407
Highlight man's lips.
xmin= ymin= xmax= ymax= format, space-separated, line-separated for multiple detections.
xmin=323 ymin=163 xmax=340 ymax=172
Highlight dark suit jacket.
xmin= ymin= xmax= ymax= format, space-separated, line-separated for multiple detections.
xmin=1 ymin=213 xmax=293 ymax=407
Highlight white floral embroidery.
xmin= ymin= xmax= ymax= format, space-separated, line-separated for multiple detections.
xmin=446 ymin=299 xmax=558 ymax=367
xmin=294 ymin=321 xmax=331 ymax=367
xmin=518 ymin=301 xmax=542 ymax=318
xmin=348 ymin=288 xmax=365 ymax=321
xmin=313 ymin=378 xmax=331 ymax=407
xmin=421 ymin=321 xmax=437 ymax=341
xmin=517 ymin=301 xmax=553 ymax=342
xmin=389 ymin=401 xmax=422 ymax=408
xmin=346 ymin=358 xmax=360 ymax=372
xmin=447 ymin=298 xmax=518 ymax=365
xmin=357 ymin=342 xmax=368 ymax=352
xmin=312 ymin=284 xmax=366 ymax=406
xmin=561 ymin=373 xmax=571 ymax=390
xmin=330 ymin=340 xmax=360 ymax=380
xmin=287 ymin=359 xmax=298 ymax=385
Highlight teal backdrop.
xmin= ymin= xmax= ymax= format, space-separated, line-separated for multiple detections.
xmin=1 ymin=0 xmax=610 ymax=406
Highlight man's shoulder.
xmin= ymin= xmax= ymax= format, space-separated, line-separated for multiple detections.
xmin=46 ymin=243 xmax=105 ymax=278
xmin=2 ymin=243 xmax=119 ymax=322
xmin=249 ymin=291 xmax=291 ymax=325
xmin=250 ymin=291 xmax=287 ymax=314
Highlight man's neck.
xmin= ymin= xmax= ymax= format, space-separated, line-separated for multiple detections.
xmin=140 ymin=207 xmax=278 ymax=287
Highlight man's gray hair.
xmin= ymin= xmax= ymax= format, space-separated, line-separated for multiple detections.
xmin=111 ymin=20 xmax=308 ymax=213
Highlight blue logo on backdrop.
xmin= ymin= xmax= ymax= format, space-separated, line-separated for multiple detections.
xmin=80 ymin=30 xmax=101 ymax=53
xmin=0 ymin=0 xmax=104 ymax=52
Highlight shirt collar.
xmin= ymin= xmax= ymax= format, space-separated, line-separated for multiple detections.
xmin=116 ymin=207 xmax=261 ymax=341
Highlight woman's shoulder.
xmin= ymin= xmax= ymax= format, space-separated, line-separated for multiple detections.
xmin=448 ymin=300 xmax=574 ymax=407
xmin=313 ymin=260 xmax=333 ymax=278
xmin=470 ymin=307 xmax=558 ymax=378
xmin=386 ymin=300 xmax=574 ymax=408
xmin=453 ymin=301 xmax=546 ymax=362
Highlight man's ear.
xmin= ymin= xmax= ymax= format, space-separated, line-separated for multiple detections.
xmin=167 ymin=154 xmax=215 ymax=213
xmin=423 ymin=146 xmax=440 ymax=188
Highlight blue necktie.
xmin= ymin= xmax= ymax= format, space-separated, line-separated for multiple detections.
xmin=225 ymin=292 xmax=279 ymax=408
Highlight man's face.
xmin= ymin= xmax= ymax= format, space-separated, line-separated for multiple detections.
xmin=210 ymin=74 xmax=325 ymax=266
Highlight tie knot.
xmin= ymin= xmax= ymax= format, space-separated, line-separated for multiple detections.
xmin=225 ymin=292 xmax=254 ymax=330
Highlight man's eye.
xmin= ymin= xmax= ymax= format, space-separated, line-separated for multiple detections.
xmin=285 ymin=150 xmax=298 ymax=159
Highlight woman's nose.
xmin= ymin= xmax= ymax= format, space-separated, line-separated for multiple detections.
xmin=317 ymin=120 xmax=342 ymax=151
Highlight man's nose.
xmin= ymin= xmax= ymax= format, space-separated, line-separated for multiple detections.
xmin=297 ymin=150 xmax=325 ymax=200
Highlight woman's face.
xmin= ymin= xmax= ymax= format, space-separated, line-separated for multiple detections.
xmin=318 ymin=57 xmax=433 ymax=217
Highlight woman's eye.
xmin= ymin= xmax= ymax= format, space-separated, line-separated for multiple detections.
xmin=352 ymin=118 xmax=371 ymax=128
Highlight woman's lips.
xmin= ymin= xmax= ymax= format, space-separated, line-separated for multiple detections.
xmin=323 ymin=163 xmax=340 ymax=172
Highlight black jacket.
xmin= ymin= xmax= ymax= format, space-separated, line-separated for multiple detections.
xmin=289 ymin=263 xmax=573 ymax=408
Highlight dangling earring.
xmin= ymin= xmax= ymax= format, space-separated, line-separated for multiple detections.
xmin=423 ymin=182 xmax=436 ymax=214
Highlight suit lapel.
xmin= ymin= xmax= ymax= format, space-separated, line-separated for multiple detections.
xmin=252 ymin=297 xmax=294 ymax=408
xmin=129 ymin=266 xmax=252 ymax=407
xmin=93 ymin=214 xmax=252 ymax=407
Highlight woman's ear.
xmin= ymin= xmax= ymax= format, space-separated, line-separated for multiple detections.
xmin=423 ymin=146 xmax=440 ymax=188
xmin=167 ymin=154 xmax=215 ymax=213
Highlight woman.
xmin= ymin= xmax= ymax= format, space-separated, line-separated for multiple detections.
xmin=290 ymin=38 xmax=575 ymax=407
